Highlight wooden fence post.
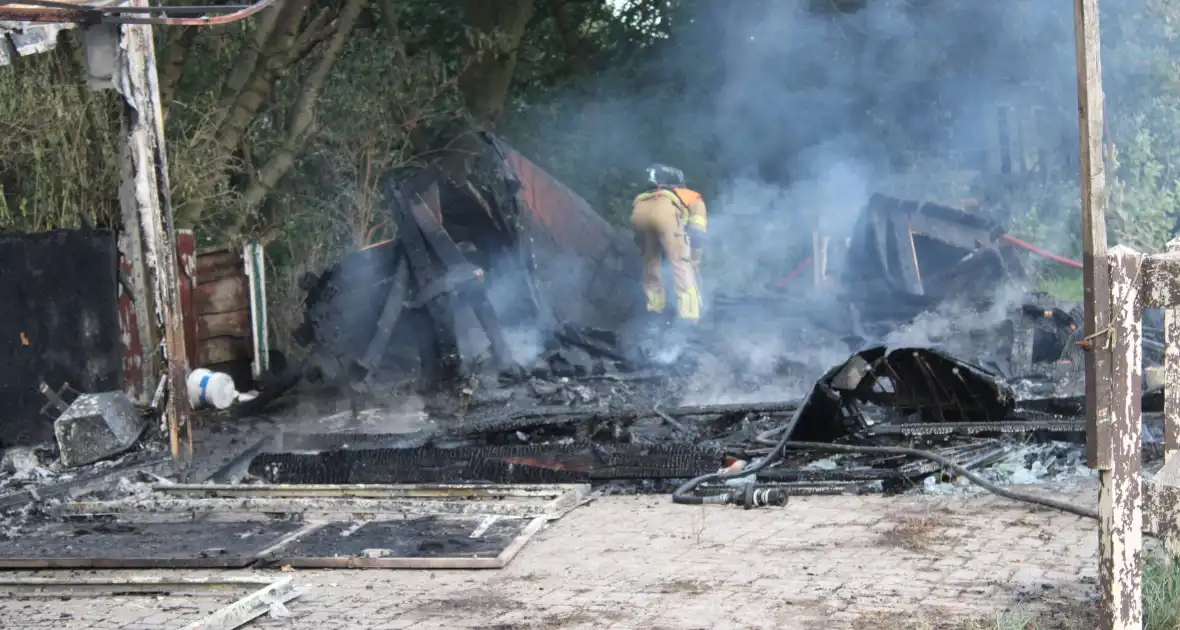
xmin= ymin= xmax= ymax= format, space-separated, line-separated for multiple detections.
xmin=117 ymin=4 xmax=191 ymax=461
xmin=1102 ymin=245 xmax=1144 ymax=630
xmin=1074 ymin=0 xmax=1113 ymax=469
xmin=1164 ymin=238 xmax=1180 ymax=463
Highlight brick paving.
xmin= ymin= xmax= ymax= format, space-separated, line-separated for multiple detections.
xmin=0 ymin=481 xmax=1099 ymax=630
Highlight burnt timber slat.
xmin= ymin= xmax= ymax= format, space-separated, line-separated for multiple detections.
xmin=0 ymin=520 xmax=305 ymax=570
xmin=247 ymin=443 xmax=724 ymax=485
xmin=407 ymin=188 xmax=515 ymax=372
xmin=196 ymin=249 xmax=247 ymax=282
xmin=198 ymin=336 xmax=252 ymax=366
xmin=195 ymin=275 xmax=248 ymax=315
xmin=192 ymin=247 xmax=253 ymax=382
xmin=385 ymin=177 xmax=461 ymax=386
xmin=352 ymin=260 xmax=411 ymax=383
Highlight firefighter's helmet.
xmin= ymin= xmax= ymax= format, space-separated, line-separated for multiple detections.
xmin=646 ymin=164 xmax=685 ymax=188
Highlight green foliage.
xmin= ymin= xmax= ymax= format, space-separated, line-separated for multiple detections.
xmin=1036 ymin=269 xmax=1084 ymax=302
xmin=0 ymin=37 xmax=120 ymax=232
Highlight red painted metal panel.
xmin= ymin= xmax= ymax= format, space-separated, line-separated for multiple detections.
xmin=500 ymin=145 xmax=613 ymax=257
xmin=117 ymin=249 xmax=148 ymax=405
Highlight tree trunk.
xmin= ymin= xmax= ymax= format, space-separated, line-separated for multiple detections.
xmin=159 ymin=27 xmax=197 ymax=118
xmin=218 ymin=3 xmax=282 ymax=112
xmin=552 ymin=1 xmax=591 ymax=77
xmin=179 ymin=0 xmax=314 ymax=227
xmin=458 ymin=0 xmax=537 ymax=126
xmin=214 ymin=0 xmax=311 ymax=156
xmin=232 ymin=0 xmax=369 ymax=235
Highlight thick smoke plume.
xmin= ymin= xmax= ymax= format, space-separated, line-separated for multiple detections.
xmin=514 ymin=0 xmax=1095 ymax=401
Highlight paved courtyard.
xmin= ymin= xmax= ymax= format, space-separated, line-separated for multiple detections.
xmin=0 ymin=482 xmax=1100 ymax=630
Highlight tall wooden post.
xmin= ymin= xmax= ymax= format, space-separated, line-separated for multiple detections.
xmin=117 ymin=4 xmax=192 ymax=461
xmin=1074 ymin=0 xmax=1124 ymax=628
xmin=1075 ymin=0 xmax=1112 ymax=468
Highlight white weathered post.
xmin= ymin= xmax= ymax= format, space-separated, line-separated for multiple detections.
xmin=115 ymin=2 xmax=192 ymax=461
xmin=1103 ymin=246 xmax=1145 ymax=629
xmin=811 ymin=230 xmax=828 ymax=286
xmin=1141 ymin=248 xmax=1180 ymax=557
xmin=1164 ymin=238 xmax=1180 ymax=462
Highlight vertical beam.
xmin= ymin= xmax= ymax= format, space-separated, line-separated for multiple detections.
xmin=811 ymin=230 xmax=828 ymax=287
xmin=117 ymin=6 xmax=191 ymax=461
xmin=177 ymin=229 xmax=198 ymax=371
xmin=243 ymin=240 xmax=269 ymax=381
xmin=1101 ymin=246 xmax=1144 ymax=630
xmin=1165 ymin=238 xmax=1180 ymax=463
xmin=1074 ymin=0 xmax=1112 ymax=468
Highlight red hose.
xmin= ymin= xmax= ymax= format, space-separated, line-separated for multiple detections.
xmin=998 ymin=234 xmax=1083 ymax=269
xmin=776 ymin=256 xmax=813 ymax=288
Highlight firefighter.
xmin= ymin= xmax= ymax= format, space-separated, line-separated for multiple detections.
xmin=630 ymin=163 xmax=707 ymax=325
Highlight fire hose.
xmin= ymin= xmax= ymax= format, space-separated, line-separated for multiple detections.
xmin=668 ymin=398 xmax=1099 ymax=520
xmin=776 ymin=233 xmax=1083 ymax=289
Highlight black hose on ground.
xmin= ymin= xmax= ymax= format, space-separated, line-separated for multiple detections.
xmin=671 ymin=394 xmax=809 ymax=506
xmin=670 ymin=397 xmax=1099 ymax=520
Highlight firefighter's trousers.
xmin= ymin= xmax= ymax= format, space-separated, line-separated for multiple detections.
xmin=631 ymin=201 xmax=701 ymax=322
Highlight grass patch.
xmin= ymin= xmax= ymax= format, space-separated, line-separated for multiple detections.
xmin=879 ymin=512 xmax=949 ymax=552
xmin=1036 ymin=269 xmax=1084 ymax=301
xmin=1145 ymin=551 xmax=1180 ymax=630
xmin=962 ymin=550 xmax=1180 ymax=630
xmin=960 ymin=611 xmax=1035 ymax=630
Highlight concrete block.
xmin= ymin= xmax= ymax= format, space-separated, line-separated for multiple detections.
xmin=53 ymin=392 xmax=146 ymax=468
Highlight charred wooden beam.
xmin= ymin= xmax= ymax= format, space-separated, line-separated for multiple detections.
xmin=349 ymin=259 xmax=410 ymax=387
xmin=406 ymin=186 xmax=517 ymax=374
xmin=386 ymin=179 xmax=461 ymax=387
xmin=445 ymin=400 xmax=800 ymax=437
xmin=114 ymin=8 xmax=191 ymax=461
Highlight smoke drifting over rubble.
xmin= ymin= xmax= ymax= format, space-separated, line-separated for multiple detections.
xmin=296 ymin=0 xmax=1104 ymax=409
xmin=606 ymin=0 xmax=1084 ymax=397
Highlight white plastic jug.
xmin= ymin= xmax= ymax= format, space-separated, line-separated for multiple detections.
xmin=186 ymin=368 xmax=238 ymax=410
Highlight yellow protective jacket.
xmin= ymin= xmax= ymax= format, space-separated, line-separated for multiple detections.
xmin=633 ymin=187 xmax=708 ymax=234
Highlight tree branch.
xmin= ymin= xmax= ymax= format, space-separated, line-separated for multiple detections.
xmin=217 ymin=1 xmax=283 ymax=112
xmin=378 ymin=0 xmax=406 ymax=58
xmin=213 ymin=0 xmax=311 ymax=155
xmin=233 ymin=0 xmax=369 ymax=233
xmin=159 ymin=27 xmax=198 ymax=118
xmin=551 ymin=0 xmax=590 ymax=77
xmin=289 ymin=7 xmax=338 ymax=65
xmin=458 ymin=0 xmax=538 ymax=126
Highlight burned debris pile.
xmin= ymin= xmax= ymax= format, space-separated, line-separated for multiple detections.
xmin=0 ymin=140 xmax=1156 ymax=530
xmin=285 ymin=132 xmax=645 ymax=402
xmin=235 ymin=172 xmax=1147 ymax=501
